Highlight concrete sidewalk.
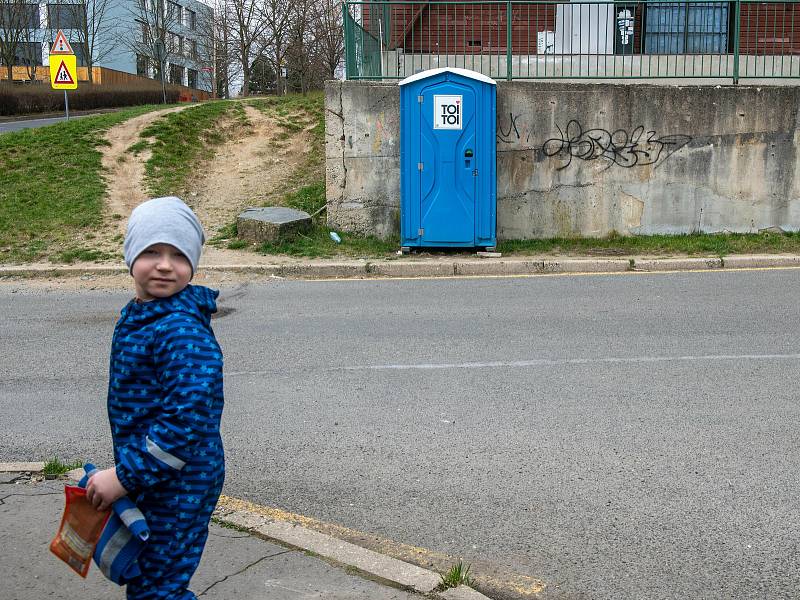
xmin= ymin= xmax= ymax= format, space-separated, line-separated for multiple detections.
xmin=1 ymin=472 xmax=484 ymax=600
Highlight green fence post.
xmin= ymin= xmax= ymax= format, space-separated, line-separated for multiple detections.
xmin=733 ymin=0 xmax=742 ymax=84
xmin=507 ymin=0 xmax=513 ymax=80
xmin=343 ymin=2 xmax=351 ymax=80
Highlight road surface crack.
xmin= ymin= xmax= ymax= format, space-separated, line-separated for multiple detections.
xmin=0 ymin=491 xmax=61 ymax=506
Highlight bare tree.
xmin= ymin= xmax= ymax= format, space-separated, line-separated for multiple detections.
xmin=310 ymin=0 xmax=343 ymax=81
xmin=45 ymin=0 xmax=121 ymax=83
xmin=122 ymin=0 xmax=182 ymax=86
xmin=228 ymin=0 xmax=265 ymax=96
xmin=191 ymin=0 xmax=222 ymax=95
xmin=259 ymin=0 xmax=290 ymax=95
xmin=205 ymin=0 xmax=240 ymax=98
xmin=0 ymin=0 xmax=38 ymax=81
xmin=285 ymin=0 xmax=314 ymax=94
xmin=214 ymin=6 xmax=232 ymax=97
xmin=18 ymin=8 xmax=42 ymax=81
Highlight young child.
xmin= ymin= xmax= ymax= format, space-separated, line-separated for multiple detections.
xmin=86 ymin=196 xmax=225 ymax=600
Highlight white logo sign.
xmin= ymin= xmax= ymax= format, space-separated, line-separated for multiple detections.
xmin=617 ymin=9 xmax=634 ymax=46
xmin=434 ymin=95 xmax=462 ymax=130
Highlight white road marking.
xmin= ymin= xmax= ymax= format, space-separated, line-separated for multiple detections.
xmin=227 ymin=353 xmax=800 ymax=376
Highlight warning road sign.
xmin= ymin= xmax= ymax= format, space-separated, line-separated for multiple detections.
xmin=50 ymin=55 xmax=77 ymax=90
xmin=50 ymin=30 xmax=74 ymax=55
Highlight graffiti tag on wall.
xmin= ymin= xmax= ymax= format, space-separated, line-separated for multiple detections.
xmin=498 ymin=112 xmax=532 ymax=144
xmin=543 ymin=120 xmax=692 ymax=170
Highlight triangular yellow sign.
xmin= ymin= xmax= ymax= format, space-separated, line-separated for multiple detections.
xmin=54 ymin=60 xmax=75 ymax=85
xmin=51 ymin=30 xmax=74 ymax=55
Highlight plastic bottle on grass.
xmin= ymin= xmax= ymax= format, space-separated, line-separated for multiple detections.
xmin=329 ymin=231 xmax=341 ymax=244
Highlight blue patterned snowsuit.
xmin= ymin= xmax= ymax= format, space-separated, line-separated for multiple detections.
xmin=108 ymin=285 xmax=225 ymax=600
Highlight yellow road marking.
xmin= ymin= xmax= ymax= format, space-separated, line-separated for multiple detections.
xmin=216 ymin=495 xmax=547 ymax=596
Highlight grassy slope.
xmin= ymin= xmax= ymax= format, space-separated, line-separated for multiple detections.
xmin=0 ymin=105 xmax=164 ymax=263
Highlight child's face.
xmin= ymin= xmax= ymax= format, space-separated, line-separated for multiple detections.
xmin=131 ymin=243 xmax=192 ymax=301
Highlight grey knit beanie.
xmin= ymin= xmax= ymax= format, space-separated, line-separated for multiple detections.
xmin=123 ymin=197 xmax=205 ymax=276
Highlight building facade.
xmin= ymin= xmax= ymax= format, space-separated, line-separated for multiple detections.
xmin=1 ymin=0 xmax=213 ymax=91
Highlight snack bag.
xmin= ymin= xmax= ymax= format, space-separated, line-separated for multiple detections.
xmin=50 ymin=485 xmax=111 ymax=577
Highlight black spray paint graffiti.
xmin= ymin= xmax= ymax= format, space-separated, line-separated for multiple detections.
xmin=542 ymin=120 xmax=692 ymax=170
xmin=498 ymin=112 xmax=532 ymax=144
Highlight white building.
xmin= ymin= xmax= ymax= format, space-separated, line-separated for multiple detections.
xmin=1 ymin=0 xmax=213 ymax=91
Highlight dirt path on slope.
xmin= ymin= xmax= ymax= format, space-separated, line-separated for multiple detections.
xmin=100 ymin=105 xmax=190 ymax=240
xmin=97 ymin=103 xmax=311 ymax=266
xmin=185 ymin=104 xmax=310 ymax=237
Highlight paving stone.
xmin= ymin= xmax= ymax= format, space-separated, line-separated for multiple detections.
xmin=200 ymin=549 xmax=422 ymax=600
xmin=0 ymin=481 xmax=428 ymax=600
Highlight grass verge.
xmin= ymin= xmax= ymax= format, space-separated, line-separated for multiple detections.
xmin=0 ymin=105 xmax=168 ymax=264
xmin=498 ymin=231 xmax=800 ymax=257
xmin=134 ymin=100 xmax=249 ymax=197
xmin=257 ymin=227 xmax=399 ymax=259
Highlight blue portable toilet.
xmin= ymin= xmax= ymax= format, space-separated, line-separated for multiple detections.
xmin=398 ymin=68 xmax=497 ymax=251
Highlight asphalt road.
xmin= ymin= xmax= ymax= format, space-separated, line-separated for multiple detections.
xmin=1 ymin=270 xmax=798 ymax=599
xmin=0 ymin=114 xmax=88 ymax=134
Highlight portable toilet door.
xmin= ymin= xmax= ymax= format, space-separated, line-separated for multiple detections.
xmin=399 ymin=68 xmax=497 ymax=250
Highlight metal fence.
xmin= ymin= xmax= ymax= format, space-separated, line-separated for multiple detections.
xmin=343 ymin=0 xmax=800 ymax=81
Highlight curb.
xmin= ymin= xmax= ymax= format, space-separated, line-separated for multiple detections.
xmin=0 ymin=462 xmax=45 ymax=472
xmin=2 ymin=255 xmax=800 ymax=281
xmin=214 ymin=504 xmax=494 ymax=600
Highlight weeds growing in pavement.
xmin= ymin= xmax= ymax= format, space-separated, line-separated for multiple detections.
xmin=43 ymin=457 xmax=84 ymax=476
xmin=438 ymin=561 xmax=474 ymax=590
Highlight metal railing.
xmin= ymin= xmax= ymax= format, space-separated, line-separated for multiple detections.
xmin=343 ymin=0 xmax=800 ymax=81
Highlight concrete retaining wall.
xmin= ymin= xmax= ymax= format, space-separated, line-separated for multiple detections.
xmin=325 ymin=80 xmax=800 ymax=239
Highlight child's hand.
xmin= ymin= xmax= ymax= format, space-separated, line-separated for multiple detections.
xmin=86 ymin=468 xmax=127 ymax=511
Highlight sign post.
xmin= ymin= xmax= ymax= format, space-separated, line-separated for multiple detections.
xmin=49 ymin=30 xmax=78 ymax=121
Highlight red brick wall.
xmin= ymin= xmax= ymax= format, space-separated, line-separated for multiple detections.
xmin=740 ymin=3 xmax=800 ymax=54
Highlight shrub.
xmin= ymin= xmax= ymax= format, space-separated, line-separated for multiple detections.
xmin=0 ymin=82 xmax=181 ymax=116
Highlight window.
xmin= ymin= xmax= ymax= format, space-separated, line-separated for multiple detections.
xmin=185 ymin=8 xmax=196 ymax=30
xmin=136 ymin=19 xmax=149 ymax=44
xmin=0 ymin=4 xmax=40 ymax=29
xmin=167 ymin=31 xmax=183 ymax=55
xmin=12 ymin=42 xmax=43 ymax=66
xmin=169 ymin=63 xmax=184 ymax=85
xmin=189 ymin=39 xmax=197 ymax=60
xmin=644 ymin=2 xmax=729 ymax=54
xmin=47 ymin=4 xmax=86 ymax=30
xmin=73 ymin=42 xmax=88 ymax=66
xmin=25 ymin=3 xmax=40 ymax=28
xmin=187 ymin=68 xmax=197 ymax=89
xmin=137 ymin=54 xmax=150 ymax=77
xmin=167 ymin=1 xmax=182 ymax=23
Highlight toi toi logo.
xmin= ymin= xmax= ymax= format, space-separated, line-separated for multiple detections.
xmin=434 ymin=95 xmax=463 ymax=130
